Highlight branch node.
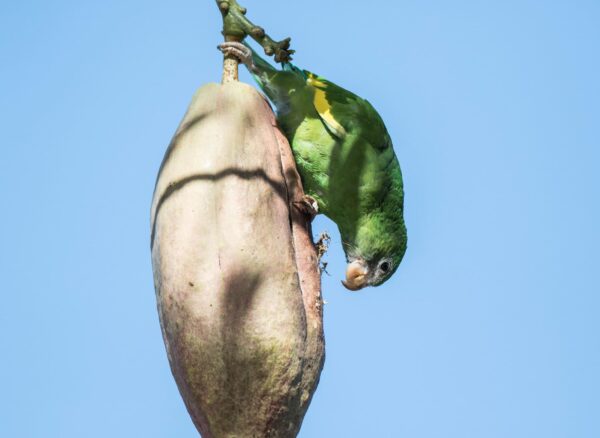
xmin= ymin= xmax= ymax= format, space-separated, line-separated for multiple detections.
xmin=251 ymin=26 xmax=265 ymax=38
xmin=215 ymin=0 xmax=294 ymax=64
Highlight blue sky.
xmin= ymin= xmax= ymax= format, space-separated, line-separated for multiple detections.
xmin=1 ymin=1 xmax=599 ymax=436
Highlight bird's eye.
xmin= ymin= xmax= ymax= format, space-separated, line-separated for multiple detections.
xmin=379 ymin=261 xmax=390 ymax=273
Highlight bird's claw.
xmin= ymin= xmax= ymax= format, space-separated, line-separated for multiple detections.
xmin=217 ymin=42 xmax=256 ymax=71
xmin=293 ymin=195 xmax=319 ymax=221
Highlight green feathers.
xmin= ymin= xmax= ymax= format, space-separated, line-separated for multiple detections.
xmin=245 ymin=45 xmax=407 ymax=289
xmin=306 ymin=73 xmax=347 ymax=138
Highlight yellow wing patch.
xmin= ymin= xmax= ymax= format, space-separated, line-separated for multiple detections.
xmin=307 ymin=74 xmax=347 ymax=139
xmin=307 ymin=73 xmax=328 ymax=89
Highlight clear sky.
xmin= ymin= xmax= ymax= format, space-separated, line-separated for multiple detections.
xmin=1 ymin=1 xmax=599 ymax=437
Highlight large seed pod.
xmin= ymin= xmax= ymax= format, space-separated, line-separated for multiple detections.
xmin=150 ymin=82 xmax=325 ymax=437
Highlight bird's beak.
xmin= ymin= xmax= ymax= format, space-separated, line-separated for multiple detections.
xmin=342 ymin=260 xmax=369 ymax=291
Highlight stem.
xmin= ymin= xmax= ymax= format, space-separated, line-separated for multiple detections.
xmin=216 ymin=0 xmax=294 ymax=69
xmin=221 ymin=35 xmax=241 ymax=84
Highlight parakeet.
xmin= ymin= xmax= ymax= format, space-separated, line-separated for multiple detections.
xmin=219 ymin=42 xmax=407 ymax=290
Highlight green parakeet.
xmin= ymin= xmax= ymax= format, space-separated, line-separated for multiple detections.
xmin=219 ymin=42 xmax=407 ymax=290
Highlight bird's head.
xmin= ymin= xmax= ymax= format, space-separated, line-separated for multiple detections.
xmin=340 ymin=213 xmax=407 ymax=291
xmin=342 ymin=255 xmax=400 ymax=291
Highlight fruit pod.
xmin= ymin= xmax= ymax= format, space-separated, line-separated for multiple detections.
xmin=150 ymin=82 xmax=324 ymax=437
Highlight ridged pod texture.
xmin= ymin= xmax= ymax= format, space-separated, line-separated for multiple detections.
xmin=151 ymin=82 xmax=324 ymax=437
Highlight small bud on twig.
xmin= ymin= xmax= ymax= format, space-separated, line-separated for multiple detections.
xmin=251 ymin=26 xmax=265 ymax=38
xmin=216 ymin=0 xmax=294 ymax=63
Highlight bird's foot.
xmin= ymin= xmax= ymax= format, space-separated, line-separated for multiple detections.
xmin=293 ymin=195 xmax=319 ymax=221
xmin=217 ymin=42 xmax=256 ymax=72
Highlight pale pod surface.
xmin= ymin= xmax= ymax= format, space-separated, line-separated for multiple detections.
xmin=151 ymin=82 xmax=324 ymax=437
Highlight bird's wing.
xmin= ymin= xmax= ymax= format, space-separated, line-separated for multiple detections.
xmin=302 ymin=69 xmax=391 ymax=149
